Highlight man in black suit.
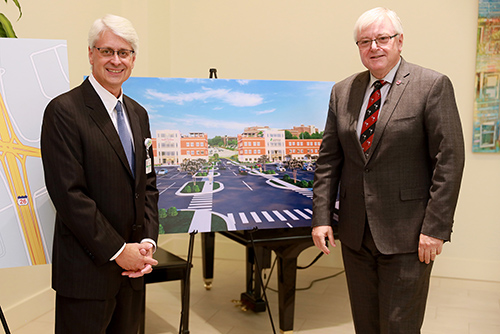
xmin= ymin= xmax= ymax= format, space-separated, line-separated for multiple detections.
xmin=312 ymin=7 xmax=465 ymax=333
xmin=41 ymin=14 xmax=159 ymax=334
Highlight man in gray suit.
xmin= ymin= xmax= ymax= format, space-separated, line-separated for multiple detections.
xmin=312 ymin=7 xmax=464 ymax=333
xmin=41 ymin=15 xmax=158 ymax=334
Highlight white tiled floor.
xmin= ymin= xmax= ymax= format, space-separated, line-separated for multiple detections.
xmin=14 ymin=256 xmax=500 ymax=334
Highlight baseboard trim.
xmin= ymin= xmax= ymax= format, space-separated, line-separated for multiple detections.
xmin=4 ymin=287 xmax=54 ymax=331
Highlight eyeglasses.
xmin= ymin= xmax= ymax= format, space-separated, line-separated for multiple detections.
xmin=94 ymin=47 xmax=135 ymax=59
xmin=356 ymin=34 xmax=399 ymax=49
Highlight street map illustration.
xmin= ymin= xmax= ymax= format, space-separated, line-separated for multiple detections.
xmin=0 ymin=38 xmax=69 ymax=268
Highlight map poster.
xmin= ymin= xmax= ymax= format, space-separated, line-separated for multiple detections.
xmin=473 ymin=0 xmax=500 ymax=152
xmin=123 ymin=77 xmax=334 ymax=235
xmin=0 ymin=38 xmax=69 ymax=269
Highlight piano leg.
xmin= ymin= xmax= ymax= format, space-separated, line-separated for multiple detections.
xmin=201 ymin=232 xmax=215 ymax=290
xmin=277 ymin=255 xmax=298 ymax=333
xmin=240 ymin=245 xmax=271 ymax=312
xmin=274 ymin=240 xmax=314 ymax=333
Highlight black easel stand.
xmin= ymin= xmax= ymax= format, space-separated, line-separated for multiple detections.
xmin=179 ymin=231 xmax=196 ymax=334
xmin=248 ymin=227 xmax=276 ymax=334
xmin=0 ymin=306 xmax=11 ymax=334
xmin=209 ymin=68 xmax=217 ymax=79
xmin=206 ymin=67 xmax=272 ymax=333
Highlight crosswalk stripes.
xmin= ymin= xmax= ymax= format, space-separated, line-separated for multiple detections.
xmin=239 ymin=212 xmax=249 ymax=224
xmin=261 ymin=211 xmax=274 ymax=222
xmin=283 ymin=210 xmax=299 ymax=220
xmin=293 ymin=188 xmax=313 ymax=199
xmin=272 ymin=210 xmax=287 ymax=221
xmin=224 ymin=208 xmax=311 ymax=225
xmin=227 ymin=213 xmax=236 ymax=226
xmin=293 ymin=209 xmax=310 ymax=219
xmin=187 ymin=193 xmax=213 ymax=210
xmin=250 ymin=212 xmax=262 ymax=223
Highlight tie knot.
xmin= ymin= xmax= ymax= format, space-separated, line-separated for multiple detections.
xmin=373 ymin=80 xmax=386 ymax=90
xmin=115 ymin=101 xmax=123 ymax=113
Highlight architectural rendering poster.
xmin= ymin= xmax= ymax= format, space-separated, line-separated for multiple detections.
xmin=0 ymin=38 xmax=69 ymax=269
xmin=473 ymin=0 xmax=500 ymax=152
xmin=123 ymin=77 xmax=334 ymax=234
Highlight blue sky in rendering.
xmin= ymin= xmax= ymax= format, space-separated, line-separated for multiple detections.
xmin=122 ymin=77 xmax=335 ymax=138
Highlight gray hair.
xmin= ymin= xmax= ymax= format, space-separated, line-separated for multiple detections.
xmin=353 ymin=7 xmax=403 ymax=42
xmin=88 ymin=14 xmax=139 ymax=55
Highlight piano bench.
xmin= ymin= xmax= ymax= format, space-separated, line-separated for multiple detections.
xmin=140 ymin=247 xmax=191 ymax=334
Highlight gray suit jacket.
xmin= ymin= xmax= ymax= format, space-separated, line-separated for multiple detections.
xmin=41 ymin=78 xmax=159 ymax=299
xmin=312 ymin=58 xmax=465 ymax=254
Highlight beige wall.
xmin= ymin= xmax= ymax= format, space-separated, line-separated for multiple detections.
xmin=2 ymin=0 xmax=499 ymax=330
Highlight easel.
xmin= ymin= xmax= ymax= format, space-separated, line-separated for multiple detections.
xmin=179 ymin=231 xmax=196 ymax=334
xmin=248 ymin=228 xmax=277 ymax=334
xmin=207 ymin=67 xmax=277 ymax=333
xmin=1 ymin=306 xmax=11 ymax=334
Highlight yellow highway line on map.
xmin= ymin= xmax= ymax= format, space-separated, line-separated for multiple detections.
xmin=0 ymin=92 xmax=47 ymax=265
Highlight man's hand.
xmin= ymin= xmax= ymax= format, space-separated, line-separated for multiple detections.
xmin=115 ymin=243 xmax=158 ymax=278
xmin=418 ymin=234 xmax=444 ymax=264
xmin=312 ymin=225 xmax=336 ymax=255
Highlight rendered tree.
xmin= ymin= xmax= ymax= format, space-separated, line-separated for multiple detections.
xmin=180 ymin=159 xmax=200 ymax=186
xmin=299 ymin=131 xmax=311 ymax=139
xmin=166 ymin=207 xmax=178 ymax=217
xmin=287 ymin=158 xmax=303 ymax=184
xmin=158 ymin=208 xmax=167 ymax=219
xmin=258 ymin=154 xmax=268 ymax=172
xmin=284 ymin=130 xmax=294 ymax=139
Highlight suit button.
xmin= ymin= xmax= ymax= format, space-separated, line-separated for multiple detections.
xmin=365 ymin=168 xmax=370 ymax=173
xmin=135 ymin=193 xmax=139 ymax=199
xmin=132 ymin=224 xmax=137 ymax=231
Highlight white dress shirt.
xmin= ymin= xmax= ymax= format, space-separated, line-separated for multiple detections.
xmin=356 ymin=58 xmax=402 ymax=138
xmin=88 ymin=74 xmax=156 ymax=261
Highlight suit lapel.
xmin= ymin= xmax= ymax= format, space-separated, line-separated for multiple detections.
xmin=348 ymin=72 xmax=370 ymax=160
xmin=369 ymin=59 xmax=410 ymax=155
xmin=82 ymin=79 xmax=135 ymax=179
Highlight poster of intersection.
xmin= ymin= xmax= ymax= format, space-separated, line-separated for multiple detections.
xmin=123 ymin=77 xmax=334 ymax=234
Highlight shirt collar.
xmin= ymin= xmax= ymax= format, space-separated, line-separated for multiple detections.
xmin=88 ymin=74 xmax=123 ymax=113
xmin=368 ymin=57 xmax=402 ymax=88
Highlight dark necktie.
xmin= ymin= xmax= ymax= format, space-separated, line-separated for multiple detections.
xmin=116 ymin=101 xmax=135 ymax=177
xmin=360 ymin=80 xmax=386 ymax=153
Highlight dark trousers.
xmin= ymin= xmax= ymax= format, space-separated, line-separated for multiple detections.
xmin=341 ymin=224 xmax=433 ymax=334
xmin=55 ymin=277 xmax=144 ymax=334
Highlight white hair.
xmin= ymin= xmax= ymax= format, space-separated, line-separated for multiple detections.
xmin=353 ymin=7 xmax=403 ymax=42
xmin=88 ymin=14 xmax=139 ymax=55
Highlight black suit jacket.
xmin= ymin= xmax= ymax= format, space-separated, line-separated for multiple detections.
xmin=312 ymin=59 xmax=465 ymax=254
xmin=41 ymin=78 xmax=159 ymax=299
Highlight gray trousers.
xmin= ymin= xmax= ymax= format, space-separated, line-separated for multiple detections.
xmin=341 ymin=223 xmax=433 ymax=334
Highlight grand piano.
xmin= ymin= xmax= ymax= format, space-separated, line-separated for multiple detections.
xmin=201 ymin=223 xmax=337 ymax=334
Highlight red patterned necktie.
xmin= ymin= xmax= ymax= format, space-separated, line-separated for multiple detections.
xmin=360 ymin=80 xmax=386 ymax=152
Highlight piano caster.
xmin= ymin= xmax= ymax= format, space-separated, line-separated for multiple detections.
xmin=203 ymin=279 xmax=213 ymax=290
xmin=231 ymin=299 xmax=246 ymax=311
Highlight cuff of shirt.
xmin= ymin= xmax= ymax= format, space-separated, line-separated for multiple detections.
xmin=110 ymin=243 xmax=126 ymax=261
xmin=141 ymin=238 xmax=157 ymax=254
xmin=109 ymin=239 xmax=157 ymax=262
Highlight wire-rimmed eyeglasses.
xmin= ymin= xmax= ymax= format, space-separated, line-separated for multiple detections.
xmin=356 ymin=34 xmax=399 ymax=49
xmin=94 ymin=47 xmax=135 ymax=59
